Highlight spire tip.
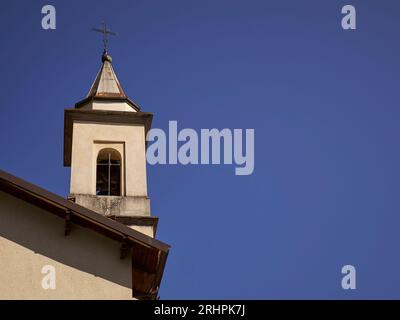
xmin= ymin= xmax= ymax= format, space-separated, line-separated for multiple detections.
xmin=102 ymin=50 xmax=112 ymax=63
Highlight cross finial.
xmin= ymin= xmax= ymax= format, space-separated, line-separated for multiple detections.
xmin=91 ymin=21 xmax=117 ymax=53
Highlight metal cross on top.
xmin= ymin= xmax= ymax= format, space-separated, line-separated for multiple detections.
xmin=91 ymin=21 xmax=117 ymax=52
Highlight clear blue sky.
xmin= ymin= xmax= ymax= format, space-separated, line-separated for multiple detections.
xmin=1 ymin=0 xmax=400 ymax=299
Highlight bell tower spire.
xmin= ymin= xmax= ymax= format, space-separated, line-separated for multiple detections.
xmin=86 ymin=51 xmax=127 ymax=100
xmin=75 ymin=23 xmax=140 ymax=111
xmin=75 ymin=50 xmax=140 ymax=111
xmin=64 ymin=36 xmax=157 ymax=237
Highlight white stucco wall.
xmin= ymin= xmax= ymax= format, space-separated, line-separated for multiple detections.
xmin=80 ymin=101 xmax=137 ymax=112
xmin=129 ymin=225 xmax=154 ymax=238
xmin=70 ymin=121 xmax=148 ymax=197
xmin=0 ymin=191 xmax=134 ymax=300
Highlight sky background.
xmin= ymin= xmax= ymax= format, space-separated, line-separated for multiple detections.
xmin=0 ymin=0 xmax=400 ymax=299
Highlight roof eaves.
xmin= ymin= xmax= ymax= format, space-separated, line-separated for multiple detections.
xmin=0 ymin=169 xmax=170 ymax=253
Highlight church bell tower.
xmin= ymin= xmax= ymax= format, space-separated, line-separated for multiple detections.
xmin=63 ymin=49 xmax=157 ymax=238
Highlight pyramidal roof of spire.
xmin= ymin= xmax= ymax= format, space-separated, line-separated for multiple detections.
xmin=75 ymin=51 xmax=140 ymax=111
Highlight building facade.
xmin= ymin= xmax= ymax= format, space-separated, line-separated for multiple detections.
xmin=0 ymin=50 xmax=169 ymax=299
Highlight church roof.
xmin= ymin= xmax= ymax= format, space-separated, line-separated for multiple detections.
xmin=0 ymin=169 xmax=169 ymax=299
xmin=75 ymin=51 xmax=141 ymax=111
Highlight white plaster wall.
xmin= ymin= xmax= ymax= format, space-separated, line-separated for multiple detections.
xmin=129 ymin=225 xmax=154 ymax=238
xmin=80 ymin=101 xmax=136 ymax=112
xmin=70 ymin=121 xmax=148 ymax=197
xmin=0 ymin=191 xmax=134 ymax=300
